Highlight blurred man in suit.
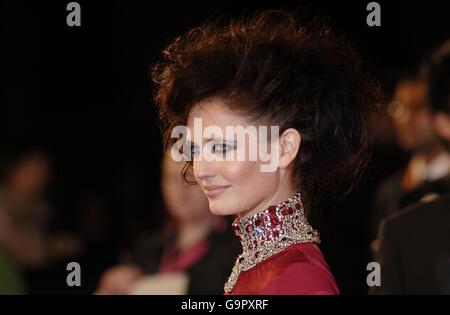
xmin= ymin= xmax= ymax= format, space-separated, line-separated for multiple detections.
xmin=370 ymin=73 xmax=450 ymax=247
xmin=372 ymin=40 xmax=450 ymax=294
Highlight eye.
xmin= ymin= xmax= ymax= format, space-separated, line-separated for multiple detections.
xmin=212 ymin=143 xmax=234 ymax=154
xmin=191 ymin=143 xmax=201 ymax=155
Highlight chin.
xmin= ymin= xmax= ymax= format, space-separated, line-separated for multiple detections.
xmin=208 ymin=200 xmax=237 ymax=216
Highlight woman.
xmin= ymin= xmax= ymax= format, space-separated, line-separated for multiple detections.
xmin=95 ymin=150 xmax=239 ymax=294
xmin=152 ymin=10 xmax=380 ymax=294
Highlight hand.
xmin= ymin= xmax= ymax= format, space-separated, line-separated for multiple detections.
xmin=95 ymin=265 xmax=143 ymax=295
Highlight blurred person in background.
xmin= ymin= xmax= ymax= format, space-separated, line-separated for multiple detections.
xmin=95 ymin=149 xmax=239 ymax=294
xmin=0 ymin=145 xmax=51 ymax=293
xmin=372 ymin=40 xmax=450 ymax=294
xmin=0 ymin=142 xmax=87 ymax=294
xmin=370 ymin=72 xmax=450 ymax=249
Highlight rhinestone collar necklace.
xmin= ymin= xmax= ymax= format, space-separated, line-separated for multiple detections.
xmin=224 ymin=192 xmax=320 ymax=294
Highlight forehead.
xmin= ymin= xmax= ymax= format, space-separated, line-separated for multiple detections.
xmin=186 ymin=97 xmax=250 ymax=129
xmin=395 ymin=80 xmax=427 ymax=103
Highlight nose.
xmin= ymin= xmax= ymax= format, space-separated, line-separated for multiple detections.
xmin=193 ymin=158 xmax=216 ymax=182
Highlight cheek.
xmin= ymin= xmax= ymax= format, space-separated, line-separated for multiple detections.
xmin=419 ymin=115 xmax=434 ymax=130
xmin=206 ymin=161 xmax=279 ymax=216
xmin=219 ymin=160 xmax=259 ymax=183
xmin=162 ymin=180 xmax=180 ymax=210
xmin=220 ymin=160 xmax=277 ymax=191
xmin=188 ymin=186 xmax=210 ymax=211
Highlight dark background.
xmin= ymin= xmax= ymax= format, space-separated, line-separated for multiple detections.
xmin=1 ymin=0 xmax=449 ymax=294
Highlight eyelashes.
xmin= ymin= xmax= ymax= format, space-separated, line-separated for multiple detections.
xmin=187 ymin=142 xmax=236 ymax=157
xmin=212 ymin=143 xmax=235 ymax=154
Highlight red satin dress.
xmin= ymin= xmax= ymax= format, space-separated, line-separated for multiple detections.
xmin=224 ymin=193 xmax=339 ymax=295
xmin=230 ymin=242 xmax=338 ymax=294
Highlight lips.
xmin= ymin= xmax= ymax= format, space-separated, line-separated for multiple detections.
xmin=203 ymin=185 xmax=230 ymax=197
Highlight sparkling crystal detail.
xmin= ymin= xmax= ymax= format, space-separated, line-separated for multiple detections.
xmin=269 ymin=211 xmax=280 ymax=226
xmin=223 ymin=192 xmax=320 ymax=294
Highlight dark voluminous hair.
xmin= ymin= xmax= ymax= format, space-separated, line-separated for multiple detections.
xmin=152 ymin=10 xmax=381 ymax=212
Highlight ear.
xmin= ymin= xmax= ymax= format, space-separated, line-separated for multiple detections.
xmin=433 ymin=112 xmax=450 ymax=143
xmin=278 ymin=128 xmax=301 ymax=169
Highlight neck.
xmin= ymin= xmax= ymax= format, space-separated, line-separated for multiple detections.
xmin=176 ymin=216 xmax=213 ymax=251
xmin=233 ymin=192 xmax=320 ymax=254
xmin=226 ymin=191 xmax=320 ymax=288
xmin=238 ymin=184 xmax=296 ymax=221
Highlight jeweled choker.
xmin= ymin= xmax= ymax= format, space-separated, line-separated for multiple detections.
xmin=224 ymin=192 xmax=320 ymax=294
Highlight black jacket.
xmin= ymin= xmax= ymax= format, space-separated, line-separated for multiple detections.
xmin=371 ymin=194 xmax=450 ymax=294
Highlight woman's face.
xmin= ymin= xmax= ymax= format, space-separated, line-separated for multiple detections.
xmin=185 ymin=97 xmax=281 ymax=217
xmin=161 ymin=152 xmax=211 ymax=223
xmin=10 ymin=152 xmax=50 ymax=195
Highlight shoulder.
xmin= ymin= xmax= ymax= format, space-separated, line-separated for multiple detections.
xmin=261 ymin=244 xmax=339 ymax=295
xmin=378 ymin=194 xmax=450 ymax=257
xmin=382 ymin=194 xmax=450 ymax=233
